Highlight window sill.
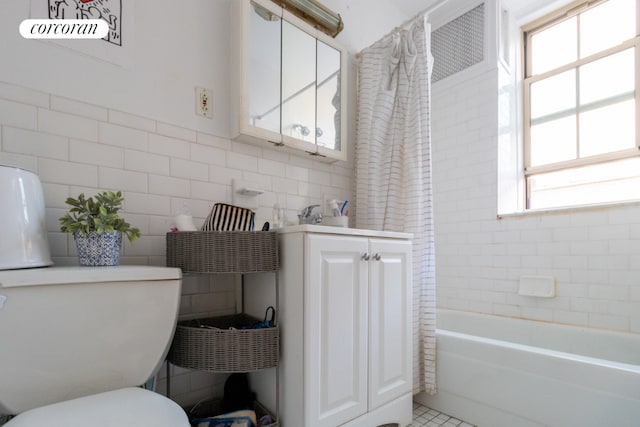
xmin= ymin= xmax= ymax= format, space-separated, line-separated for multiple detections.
xmin=496 ymin=198 xmax=640 ymax=220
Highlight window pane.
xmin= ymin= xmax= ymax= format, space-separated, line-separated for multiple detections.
xmin=530 ymin=70 xmax=576 ymax=119
xmin=580 ymin=99 xmax=635 ymax=157
xmin=528 ymin=157 xmax=640 ymax=209
xmin=524 ymin=0 xmax=640 ymax=211
xmin=580 ymin=0 xmax=636 ymax=58
xmin=580 ymin=49 xmax=635 ymax=105
xmin=531 ymin=17 xmax=577 ymax=75
xmin=530 ymin=116 xmax=576 ymax=167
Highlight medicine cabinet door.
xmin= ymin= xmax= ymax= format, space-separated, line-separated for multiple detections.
xmin=281 ymin=18 xmax=317 ymax=153
xmin=316 ymin=39 xmax=343 ymax=157
xmin=247 ymin=0 xmax=282 ymax=137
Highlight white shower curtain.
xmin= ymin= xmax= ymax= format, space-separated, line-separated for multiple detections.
xmin=355 ymin=15 xmax=436 ymax=394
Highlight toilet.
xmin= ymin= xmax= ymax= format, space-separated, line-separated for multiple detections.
xmin=0 ymin=265 xmax=190 ymax=426
xmin=0 ymin=165 xmax=190 ymax=426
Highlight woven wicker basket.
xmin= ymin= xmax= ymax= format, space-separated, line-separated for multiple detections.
xmin=188 ymin=398 xmax=278 ymax=427
xmin=166 ymin=231 xmax=279 ymax=273
xmin=168 ymin=314 xmax=279 ymax=372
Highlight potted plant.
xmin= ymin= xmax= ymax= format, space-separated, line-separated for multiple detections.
xmin=59 ymin=191 xmax=141 ymax=266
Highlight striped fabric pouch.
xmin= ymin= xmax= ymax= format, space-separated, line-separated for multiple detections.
xmin=201 ymin=203 xmax=255 ymax=231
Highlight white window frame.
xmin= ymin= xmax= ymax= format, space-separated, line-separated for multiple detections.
xmin=521 ymin=0 xmax=640 ymax=208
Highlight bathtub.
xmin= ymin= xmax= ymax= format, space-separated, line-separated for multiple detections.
xmin=417 ymin=309 xmax=640 ymax=427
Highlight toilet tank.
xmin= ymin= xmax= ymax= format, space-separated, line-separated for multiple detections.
xmin=0 ymin=266 xmax=182 ymax=414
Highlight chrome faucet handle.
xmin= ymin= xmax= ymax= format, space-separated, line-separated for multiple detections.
xmin=301 ymin=204 xmax=320 ymax=217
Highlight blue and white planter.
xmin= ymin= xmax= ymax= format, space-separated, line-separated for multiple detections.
xmin=74 ymin=230 xmax=122 ymax=266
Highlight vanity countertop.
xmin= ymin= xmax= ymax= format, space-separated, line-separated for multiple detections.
xmin=275 ymin=224 xmax=412 ymax=240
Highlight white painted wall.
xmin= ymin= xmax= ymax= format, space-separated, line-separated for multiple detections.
xmin=0 ymin=0 xmax=240 ymax=136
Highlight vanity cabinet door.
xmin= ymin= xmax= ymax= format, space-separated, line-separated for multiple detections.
xmin=306 ymin=234 xmax=368 ymax=427
xmin=368 ymin=238 xmax=413 ymax=410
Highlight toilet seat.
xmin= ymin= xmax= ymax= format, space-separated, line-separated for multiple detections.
xmin=4 ymin=387 xmax=190 ymax=427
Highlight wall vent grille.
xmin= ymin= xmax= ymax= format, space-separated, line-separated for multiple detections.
xmin=431 ymin=3 xmax=485 ymax=82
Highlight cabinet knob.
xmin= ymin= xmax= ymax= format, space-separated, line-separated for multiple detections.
xmin=374 ymin=253 xmax=382 ymax=261
xmin=362 ymin=252 xmax=370 ymax=261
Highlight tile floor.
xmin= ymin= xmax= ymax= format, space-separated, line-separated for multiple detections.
xmin=408 ymin=403 xmax=476 ymax=427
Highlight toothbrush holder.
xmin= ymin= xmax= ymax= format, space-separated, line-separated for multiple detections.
xmin=323 ymin=216 xmax=349 ymax=227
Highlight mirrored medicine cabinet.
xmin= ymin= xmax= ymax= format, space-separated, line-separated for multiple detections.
xmin=231 ymin=0 xmax=347 ymax=162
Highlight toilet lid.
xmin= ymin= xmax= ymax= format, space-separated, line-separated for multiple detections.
xmin=4 ymin=388 xmax=190 ymax=427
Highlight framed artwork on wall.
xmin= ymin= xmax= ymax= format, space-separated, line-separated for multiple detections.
xmin=30 ymin=0 xmax=133 ymax=66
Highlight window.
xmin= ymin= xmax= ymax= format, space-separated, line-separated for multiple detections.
xmin=522 ymin=0 xmax=639 ymax=210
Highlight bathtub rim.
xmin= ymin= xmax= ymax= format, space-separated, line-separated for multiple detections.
xmin=435 ymin=308 xmax=640 ymax=366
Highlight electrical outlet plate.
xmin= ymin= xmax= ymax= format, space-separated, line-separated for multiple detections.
xmin=196 ymin=87 xmax=213 ymax=118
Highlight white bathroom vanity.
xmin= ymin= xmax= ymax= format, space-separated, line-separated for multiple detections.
xmin=274 ymin=225 xmax=413 ymax=427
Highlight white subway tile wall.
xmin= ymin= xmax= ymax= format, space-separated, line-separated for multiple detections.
xmin=432 ymin=68 xmax=640 ymax=333
xmin=0 ymin=81 xmax=353 ymax=406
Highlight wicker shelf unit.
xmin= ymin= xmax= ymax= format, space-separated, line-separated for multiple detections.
xmin=166 ymin=230 xmax=279 ymax=273
xmin=165 ymin=230 xmax=280 ymax=425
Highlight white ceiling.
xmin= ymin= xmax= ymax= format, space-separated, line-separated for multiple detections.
xmin=392 ymin=0 xmax=447 ymax=17
xmin=321 ymin=0 xmax=570 ymax=53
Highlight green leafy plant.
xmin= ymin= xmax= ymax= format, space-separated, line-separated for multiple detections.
xmin=59 ymin=191 xmax=141 ymax=243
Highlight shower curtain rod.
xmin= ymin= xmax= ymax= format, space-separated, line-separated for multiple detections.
xmin=383 ymin=0 xmax=449 ymax=40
